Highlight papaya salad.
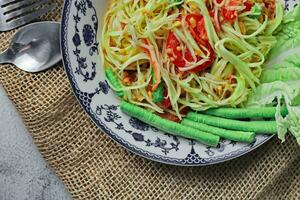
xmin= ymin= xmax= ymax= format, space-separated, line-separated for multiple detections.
xmin=101 ymin=0 xmax=300 ymax=146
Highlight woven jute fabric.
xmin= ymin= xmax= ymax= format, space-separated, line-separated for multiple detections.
xmin=0 ymin=1 xmax=299 ymax=199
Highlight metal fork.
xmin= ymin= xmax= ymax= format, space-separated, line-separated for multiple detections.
xmin=0 ymin=0 xmax=55 ymax=31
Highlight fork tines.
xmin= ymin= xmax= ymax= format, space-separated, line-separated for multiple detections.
xmin=0 ymin=0 xmax=55 ymax=31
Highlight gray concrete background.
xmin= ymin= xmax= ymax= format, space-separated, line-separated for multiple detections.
xmin=0 ymin=86 xmax=72 ymax=200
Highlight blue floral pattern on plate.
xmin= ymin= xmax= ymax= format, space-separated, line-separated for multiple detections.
xmin=61 ymin=0 xmax=297 ymax=166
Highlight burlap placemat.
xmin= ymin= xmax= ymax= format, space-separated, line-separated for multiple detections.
xmin=0 ymin=1 xmax=299 ymax=199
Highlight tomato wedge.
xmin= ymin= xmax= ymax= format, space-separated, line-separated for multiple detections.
xmin=190 ymin=41 xmax=215 ymax=73
xmin=166 ymin=14 xmax=215 ymax=73
xmin=221 ymin=8 xmax=238 ymax=22
xmin=156 ymin=106 xmax=190 ymax=123
xmin=221 ymin=0 xmax=242 ymax=23
xmin=159 ymin=87 xmax=171 ymax=109
xmin=166 ymin=32 xmax=215 ymax=73
xmin=186 ymin=13 xmax=219 ymax=41
xmin=166 ymin=32 xmax=193 ymax=67
xmin=186 ymin=14 xmax=208 ymax=41
xmin=157 ymin=112 xmax=181 ymax=123
xmin=244 ymin=1 xmax=253 ymax=11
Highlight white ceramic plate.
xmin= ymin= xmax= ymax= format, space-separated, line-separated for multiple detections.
xmin=61 ymin=0 xmax=298 ymax=166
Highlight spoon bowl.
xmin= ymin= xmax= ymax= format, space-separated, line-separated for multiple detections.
xmin=0 ymin=22 xmax=61 ymax=72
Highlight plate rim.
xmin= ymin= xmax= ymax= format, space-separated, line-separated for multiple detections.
xmin=60 ymin=0 xmax=273 ymax=166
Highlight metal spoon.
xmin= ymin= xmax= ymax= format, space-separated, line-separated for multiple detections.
xmin=0 ymin=21 xmax=61 ymax=72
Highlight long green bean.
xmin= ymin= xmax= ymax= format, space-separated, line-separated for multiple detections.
xmin=187 ymin=112 xmax=277 ymax=133
xmin=105 ymin=68 xmax=124 ymax=97
xmin=182 ymin=119 xmax=255 ymax=143
xmin=121 ymin=101 xmax=220 ymax=147
xmin=202 ymin=106 xmax=288 ymax=119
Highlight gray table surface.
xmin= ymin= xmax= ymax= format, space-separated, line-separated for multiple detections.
xmin=0 ymin=86 xmax=72 ymax=200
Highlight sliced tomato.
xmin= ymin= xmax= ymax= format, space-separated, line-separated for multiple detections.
xmin=157 ymin=112 xmax=181 ymax=123
xmin=221 ymin=0 xmax=241 ymax=23
xmin=189 ymin=41 xmax=215 ymax=73
xmin=244 ymin=1 xmax=253 ymax=11
xmin=179 ymin=107 xmax=189 ymax=115
xmin=156 ymin=106 xmax=189 ymax=122
xmin=186 ymin=14 xmax=207 ymax=40
xmin=186 ymin=13 xmax=219 ymax=40
xmin=166 ymin=32 xmax=195 ymax=68
xmin=166 ymin=32 xmax=185 ymax=67
xmin=161 ymin=88 xmax=171 ymax=109
xmin=228 ymin=0 xmax=242 ymax=7
xmin=221 ymin=8 xmax=238 ymax=22
xmin=166 ymin=32 xmax=214 ymax=73
xmin=166 ymin=14 xmax=215 ymax=73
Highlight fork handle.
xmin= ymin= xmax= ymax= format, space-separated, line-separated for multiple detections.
xmin=0 ymin=49 xmax=13 ymax=64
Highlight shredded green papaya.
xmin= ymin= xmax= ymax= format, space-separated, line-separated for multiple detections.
xmin=101 ymin=0 xmax=283 ymax=118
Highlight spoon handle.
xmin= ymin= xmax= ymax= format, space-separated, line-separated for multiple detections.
xmin=0 ymin=49 xmax=13 ymax=64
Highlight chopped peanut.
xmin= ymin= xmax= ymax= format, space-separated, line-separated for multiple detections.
xmin=216 ymin=86 xmax=223 ymax=96
xmin=259 ymin=14 xmax=264 ymax=23
xmin=122 ymin=71 xmax=136 ymax=85
xmin=142 ymin=8 xmax=147 ymax=15
xmin=173 ymin=21 xmax=181 ymax=28
xmin=195 ymin=50 xmax=202 ymax=56
xmin=122 ymin=77 xmax=131 ymax=84
xmin=147 ymin=91 xmax=153 ymax=99
xmin=119 ymin=49 xmax=126 ymax=54
xmin=133 ymin=90 xmax=144 ymax=102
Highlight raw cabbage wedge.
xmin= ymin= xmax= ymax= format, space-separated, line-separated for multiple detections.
xmin=247 ymin=5 xmax=300 ymax=144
